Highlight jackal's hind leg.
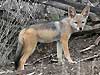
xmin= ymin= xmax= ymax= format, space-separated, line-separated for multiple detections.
xmin=17 ymin=30 xmax=37 ymax=71
xmin=18 ymin=41 xmax=37 ymax=71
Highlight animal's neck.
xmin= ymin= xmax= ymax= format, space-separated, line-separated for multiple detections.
xmin=60 ymin=18 xmax=74 ymax=35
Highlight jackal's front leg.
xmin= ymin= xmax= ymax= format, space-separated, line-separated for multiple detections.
xmin=57 ymin=41 xmax=63 ymax=63
xmin=60 ymin=33 xmax=76 ymax=63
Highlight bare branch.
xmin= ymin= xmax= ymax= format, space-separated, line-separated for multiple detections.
xmin=79 ymin=54 xmax=99 ymax=62
xmin=80 ymin=45 xmax=95 ymax=53
xmin=94 ymin=36 xmax=100 ymax=45
xmin=80 ymin=35 xmax=100 ymax=53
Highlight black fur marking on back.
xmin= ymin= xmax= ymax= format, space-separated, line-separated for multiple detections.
xmin=47 ymin=22 xmax=57 ymax=30
xmin=30 ymin=21 xmax=58 ymax=30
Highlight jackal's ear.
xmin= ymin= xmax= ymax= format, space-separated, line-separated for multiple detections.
xmin=68 ymin=6 xmax=76 ymax=18
xmin=81 ymin=5 xmax=90 ymax=18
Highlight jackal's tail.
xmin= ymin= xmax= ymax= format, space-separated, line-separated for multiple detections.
xmin=14 ymin=41 xmax=23 ymax=70
xmin=14 ymin=29 xmax=25 ymax=70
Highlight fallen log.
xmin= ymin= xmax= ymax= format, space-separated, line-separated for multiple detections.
xmin=35 ymin=0 xmax=100 ymax=16
xmin=72 ymin=28 xmax=100 ymax=37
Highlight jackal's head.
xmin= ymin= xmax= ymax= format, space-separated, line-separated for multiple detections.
xmin=68 ymin=6 xmax=90 ymax=31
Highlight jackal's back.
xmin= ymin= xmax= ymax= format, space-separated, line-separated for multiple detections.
xmin=29 ymin=21 xmax=61 ymax=43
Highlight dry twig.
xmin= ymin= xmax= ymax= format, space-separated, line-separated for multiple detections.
xmin=79 ymin=54 xmax=100 ymax=62
xmin=80 ymin=45 xmax=95 ymax=52
xmin=80 ymin=36 xmax=100 ymax=53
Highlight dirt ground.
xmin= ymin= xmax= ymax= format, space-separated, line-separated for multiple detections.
xmin=0 ymin=33 xmax=100 ymax=75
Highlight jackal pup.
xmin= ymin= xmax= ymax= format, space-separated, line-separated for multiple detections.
xmin=15 ymin=5 xmax=90 ymax=71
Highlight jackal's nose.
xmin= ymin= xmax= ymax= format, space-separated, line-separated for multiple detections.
xmin=79 ymin=27 xmax=82 ymax=31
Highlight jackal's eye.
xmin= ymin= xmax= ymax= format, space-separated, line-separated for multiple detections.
xmin=74 ymin=22 xmax=77 ymax=24
xmin=82 ymin=21 xmax=85 ymax=23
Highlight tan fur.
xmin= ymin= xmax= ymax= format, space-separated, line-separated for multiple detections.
xmin=15 ymin=6 xmax=90 ymax=73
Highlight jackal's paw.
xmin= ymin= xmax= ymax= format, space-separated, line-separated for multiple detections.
xmin=66 ymin=57 xmax=77 ymax=64
xmin=16 ymin=70 xmax=26 ymax=75
xmin=57 ymin=59 xmax=64 ymax=65
xmin=58 ymin=61 xmax=65 ymax=65
xmin=68 ymin=59 xmax=77 ymax=64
